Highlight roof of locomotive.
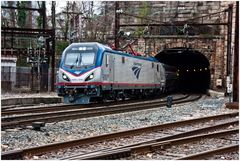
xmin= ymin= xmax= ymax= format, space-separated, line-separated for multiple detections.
xmin=70 ymin=42 xmax=159 ymax=62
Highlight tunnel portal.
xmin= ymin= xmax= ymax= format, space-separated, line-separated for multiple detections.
xmin=155 ymin=47 xmax=210 ymax=93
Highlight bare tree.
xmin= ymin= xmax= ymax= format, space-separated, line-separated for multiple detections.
xmin=8 ymin=1 xmax=16 ymax=27
xmin=25 ymin=1 xmax=33 ymax=28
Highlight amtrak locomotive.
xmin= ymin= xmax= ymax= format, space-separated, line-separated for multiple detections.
xmin=56 ymin=42 xmax=173 ymax=104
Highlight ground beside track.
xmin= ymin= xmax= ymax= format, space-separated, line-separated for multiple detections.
xmin=1 ymin=95 xmax=238 ymax=153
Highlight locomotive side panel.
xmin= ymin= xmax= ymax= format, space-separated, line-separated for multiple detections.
xmin=100 ymin=52 xmax=114 ymax=90
xmin=101 ymin=52 xmax=160 ymax=90
xmin=112 ymin=53 xmax=160 ymax=89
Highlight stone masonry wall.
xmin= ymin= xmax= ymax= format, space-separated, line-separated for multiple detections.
xmin=120 ymin=1 xmax=237 ymax=91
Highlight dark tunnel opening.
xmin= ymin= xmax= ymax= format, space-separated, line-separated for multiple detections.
xmin=155 ymin=47 xmax=211 ymax=93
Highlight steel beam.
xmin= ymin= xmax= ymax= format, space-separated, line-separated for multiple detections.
xmin=1 ymin=27 xmax=53 ymax=33
xmin=143 ymin=35 xmax=224 ymax=39
xmin=120 ymin=22 xmax=228 ymax=27
xmin=2 ymin=31 xmax=53 ymax=37
xmin=1 ymin=5 xmax=43 ymax=11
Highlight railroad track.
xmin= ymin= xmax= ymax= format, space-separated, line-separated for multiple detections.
xmin=1 ymin=93 xmax=173 ymax=115
xmin=1 ymin=95 xmax=200 ymax=130
xmin=176 ymin=144 xmax=239 ymax=160
xmin=1 ymin=112 xmax=238 ymax=160
xmin=71 ymin=130 xmax=238 ymax=160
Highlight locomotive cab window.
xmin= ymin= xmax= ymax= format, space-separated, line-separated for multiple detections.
xmin=157 ymin=64 xmax=159 ymax=72
xmin=105 ymin=54 xmax=109 ymax=67
xmin=152 ymin=62 xmax=154 ymax=68
xmin=64 ymin=45 xmax=97 ymax=69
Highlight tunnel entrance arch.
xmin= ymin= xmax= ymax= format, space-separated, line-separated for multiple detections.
xmin=155 ymin=47 xmax=210 ymax=93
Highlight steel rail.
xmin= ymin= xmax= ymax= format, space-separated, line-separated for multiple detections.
xmin=62 ymin=119 xmax=239 ymax=160
xmin=2 ymin=95 xmax=198 ymax=129
xmin=1 ymin=94 xmax=185 ymax=115
xmin=1 ymin=95 xmax=191 ymax=120
xmin=176 ymin=144 xmax=239 ymax=160
xmin=1 ymin=112 xmax=238 ymax=160
xmin=72 ymin=128 xmax=239 ymax=160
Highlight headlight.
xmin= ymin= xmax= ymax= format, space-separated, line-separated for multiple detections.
xmin=62 ymin=73 xmax=70 ymax=81
xmin=85 ymin=73 xmax=94 ymax=81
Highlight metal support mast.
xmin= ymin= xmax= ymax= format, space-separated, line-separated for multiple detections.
xmin=233 ymin=2 xmax=239 ymax=102
xmin=114 ymin=1 xmax=120 ymax=50
xmin=51 ymin=1 xmax=56 ymax=92
xmin=226 ymin=4 xmax=233 ymax=100
xmin=42 ymin=1 xmax=46 ymax=29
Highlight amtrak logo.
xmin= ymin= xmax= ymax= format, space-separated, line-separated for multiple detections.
xmin=132 ymin=63 xmax=142 ymax=79
xmin=74 ymin=71 xmax=81 ymax=75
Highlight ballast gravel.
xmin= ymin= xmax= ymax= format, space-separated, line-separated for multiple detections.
xmin=1 ymin=96 xmax=238 ymax=156
xmin=127 ymin=134 xmax=239 ymax=160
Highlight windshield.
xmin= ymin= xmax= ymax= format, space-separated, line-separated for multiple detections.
xmin=65 ymin=52 xmax=95 ymax=68
xmin=64 ymin=45 xmax=97 ymax=69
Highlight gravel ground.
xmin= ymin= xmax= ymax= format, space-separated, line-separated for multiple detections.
xmin=37 ymin=119 xmax=238 ymax=160
xmin=210 ymin=152 xmax=239 ymax=160
xmin=1 ymin=95 xmax=239 ymax=158
xmin=166 ymin=134 xmax=238 ymax=156
xmin=128 ymin=134 xmax=239 ymax=160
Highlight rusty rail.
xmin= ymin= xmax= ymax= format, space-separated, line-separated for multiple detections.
xmin=177 ymin=144 xmax=239 ymax=160
xmin=71 ymin=128 xmax=239 ymax=160
xmin=1 ymin=94 xmax=186 ymax=115
xmin=2 ymin=95 xmax=199 ymax=129
xmin=1 ymin=111 xmax=238 ymax=160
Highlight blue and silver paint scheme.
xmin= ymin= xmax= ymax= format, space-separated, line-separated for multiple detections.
xmin=56 ymin=42 xmax=165 ymax=104
xmin=57 ymin=42 xmax=106 ymax=103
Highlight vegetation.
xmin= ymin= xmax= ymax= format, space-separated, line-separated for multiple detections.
xmin=36 ymin=2 xmax=44 ymax=28
xmin=2 ymin=1 xmax=224 ymax=57
xmin=136 ymin=2 xmax=151 ymax=37
xmin=17 ymin=1 xmax=27 ymax=28
xmin=56 ymin=41 xmax=69 ymax=55
xmin=17 ymin=57 xmax=31 ymax=67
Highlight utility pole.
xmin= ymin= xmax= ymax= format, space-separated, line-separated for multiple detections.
xmin=63 ymin=2 xmax=83 ymax=44
xmin=42 ymin=1 xmax=46 ymax=29
xmin=226 ymin=4 xmax=233 ymax=101
xmin=103 ymin=2 xmax=108 ymax=42
xmin=233 ymin=2 xmax=239 ymax=102
xmin=51 ymin=1 xmax=56 ymax=92
xmin=114 ymin=1 xmax=120 ymax=49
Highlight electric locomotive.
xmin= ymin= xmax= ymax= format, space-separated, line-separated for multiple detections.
xmin=56 ymin=42 xmax=166 ymax=104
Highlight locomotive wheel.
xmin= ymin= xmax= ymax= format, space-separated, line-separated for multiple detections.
xmin=101 ymin=96 xmax=107 ymax=103
xmin=121 ymin=92 xmax=126 ymax=101
xmin=96 ymin=97 xmax=106 ymax=103
xmin=69 ymin=95 xmax=76 ymax=103
xmin=113 ymin=91 xmax=119 ymax=102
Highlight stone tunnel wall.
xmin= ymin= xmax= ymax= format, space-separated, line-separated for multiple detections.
xmin=122 ymin=1 xmax=237 ymax=91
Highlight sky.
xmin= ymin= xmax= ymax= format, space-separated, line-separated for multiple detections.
xmin=46 ymin=1 xmax=101 ymax=16
xmin=46 ymin=1 xmax=66 ymax=15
